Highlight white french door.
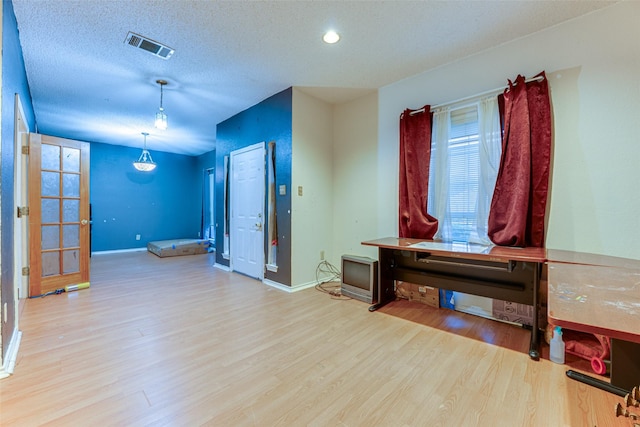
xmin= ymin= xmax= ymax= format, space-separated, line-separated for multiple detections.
xmin=230 ymin=142 xmax=265 ymax=279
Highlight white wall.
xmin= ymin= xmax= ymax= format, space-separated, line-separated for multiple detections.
xmin=331 ymin=92 xmax=379 ymax=265
xmin=291 ymin=89 xmax=335 ymax=286
xmin=377 ymin=2 xmax=640 ymax=259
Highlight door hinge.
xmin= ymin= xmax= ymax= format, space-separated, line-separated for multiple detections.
xmin=22 ymin=267 xmax=30 ymax=276
xmin=22 ymin=146 xmax=30 ymax=155
xmin=17 ymin=206 xmax=30 ymax=217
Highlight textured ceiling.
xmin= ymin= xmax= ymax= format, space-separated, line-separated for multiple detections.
xmin=12 ymin=0 xmax=616 ymax=156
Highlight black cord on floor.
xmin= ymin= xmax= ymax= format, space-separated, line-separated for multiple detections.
xmin=28 ymin=288 xmax=65 ymax=299
xmin=314 ymin=260 xmax=351 ymax=300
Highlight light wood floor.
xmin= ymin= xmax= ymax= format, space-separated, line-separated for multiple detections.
xmin=0 ymin=251 xmax=632 ymax=426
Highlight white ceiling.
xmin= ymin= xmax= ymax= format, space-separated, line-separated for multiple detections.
xmin=12 ymin=0 xmax=616 ymax=156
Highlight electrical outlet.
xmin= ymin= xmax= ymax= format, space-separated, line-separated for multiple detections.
xmin=135 ymin=234 xmax=141 ymax=240
xmin=320 ymin=250 xmax=325 ymax=260
xmin=298 ymin=186 xmax=303 ymax=196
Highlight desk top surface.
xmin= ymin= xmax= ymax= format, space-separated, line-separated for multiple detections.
xmin=362 ymin=237 xmax=547 ymax=263
xmin=547 ymin=261 xmax=640 ymax=343
xmin=547 ymin=249 xmax=640 ymax=269
xmin=364 ymin=237 xmax=640 ymax=342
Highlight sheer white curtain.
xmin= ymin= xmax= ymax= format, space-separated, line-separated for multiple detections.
xmin=428 ymin=98 xmax=501 ymax=243
xmin=471 ymin=97 xmax=502 ymax=245
xmin=429 ymin=107 xmax=451 ymax=241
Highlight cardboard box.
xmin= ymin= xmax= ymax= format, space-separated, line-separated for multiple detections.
xmin=396 ymin=281 xmax=439 ymax=308
xmin=491 ymin=299 xmax=534 ymax=326
xmin=147 ymin=239 xmax=210 ymax=258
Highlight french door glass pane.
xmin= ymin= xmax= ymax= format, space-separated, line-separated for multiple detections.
xmin=41 ymin=144 xmax=60 ymax=170
xmin=62 ymin=147 xmax=80 ymax=172
xmin=42 ymin=198 xmax=60 ymax=223
xmin=63 ymin=250 xmax=80 ymax=274
xmin=63 ymin=224 xmax=80 ymax=248
xmin=63 ymin=173 xmax=80 ymax=197
xmin=42 ymin=171 xmax=60 ymax=196
xmin=42 ymin=225 xmax=60 ymax=250
xmin=63 ymin=199 xmax=79 ymax=222
xmin=42 ymin=252 xmax=60 ymax=277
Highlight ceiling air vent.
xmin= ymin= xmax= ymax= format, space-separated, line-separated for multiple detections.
xmin=125 ymin=32 xmax=174 ymax=60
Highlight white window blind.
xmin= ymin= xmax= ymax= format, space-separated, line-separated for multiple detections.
xmin=448 ymin=106 xmax=480 ymax=242
xmin=429 ymin=105 xmax=481 ymax=242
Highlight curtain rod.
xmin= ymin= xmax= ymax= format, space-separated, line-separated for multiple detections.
xmin=408 ymin=75 xmax=545 ymax=116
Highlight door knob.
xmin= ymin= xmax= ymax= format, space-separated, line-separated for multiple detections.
xmin=255 ymin=223 xmax=263 ymax=231
xmin=81 ymin=219 xmax=88 ymax=225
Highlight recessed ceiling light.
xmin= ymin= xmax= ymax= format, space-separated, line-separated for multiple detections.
xmin=323 ymin=30 xmax=340 ymax=44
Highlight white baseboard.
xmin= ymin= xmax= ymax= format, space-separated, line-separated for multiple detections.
xmin=0 ymin=329 xmax=22 ymax=380
xmin=262 ymin=278 xmax=325 ymax=293
xmin=214 ymin=263 xmax=231 ymax=271
xmin=92 ymin=247 xmax=147 ymax=255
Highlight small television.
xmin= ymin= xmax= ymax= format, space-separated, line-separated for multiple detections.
xmin=341 ymin=255 xmax=378 ymax=304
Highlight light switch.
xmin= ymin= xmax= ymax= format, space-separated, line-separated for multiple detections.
xmin=279 ymin=184 xmax=286 ymax=195
xmin=298 ymin=186 xmax=303 ymax=196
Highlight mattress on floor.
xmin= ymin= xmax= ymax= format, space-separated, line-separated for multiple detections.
xmin=147 ymin=239 xmax=211 ymax=258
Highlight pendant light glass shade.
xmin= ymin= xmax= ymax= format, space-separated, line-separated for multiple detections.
xmin=155 ymin=108 xmax=167 ymax=130
xmin=154 ymin=79 xmax=168 ymax=130
xmin=133 ymin=132 xmax=157 ymax=172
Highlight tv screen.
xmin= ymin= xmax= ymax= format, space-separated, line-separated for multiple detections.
xmin=341 ymin=255 xmax=378 ymax=303
xmin=343 ymin=260 xmax=371 ymax=291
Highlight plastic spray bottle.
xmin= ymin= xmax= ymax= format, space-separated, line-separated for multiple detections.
xmin=550 ymin=326 xmax=565 ymax=364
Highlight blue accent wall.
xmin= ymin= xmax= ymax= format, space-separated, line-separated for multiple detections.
xmin=2 ymin=0 xmax=36 ymax=356
xmin=215 ymin=88 xmax=292 ymax=285
xmin=90 ymin=142 xmax=201 ymax=251
xmin=196 ymin=149 xmax=215 ymax=171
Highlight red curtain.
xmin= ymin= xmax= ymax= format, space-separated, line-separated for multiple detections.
xmin=488 ymin=72 xmax=551 ymax=247
xmin=399 ymin=106 xmax=438 ymax=239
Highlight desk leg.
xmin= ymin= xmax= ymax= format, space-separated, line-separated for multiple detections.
xmin=369 ymin=248 xmax=395 ymax=312
xmin=528 ymin=263 xmax=540 ymax=360
xmin=610 ymin=339 xmax=640 ymax=391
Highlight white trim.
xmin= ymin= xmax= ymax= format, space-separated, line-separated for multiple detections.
xmin=14 ymin=95 xmax=30 ymax=301
xmin=265 ymin=263 xmax=278 ymax=273
xmin=262 ymin=278 xmax=317 ymax=293
xmin=0 ymin=330 xmax=22 ymax=380
xmin=214 ymin=263 xmax=231 ymax=272
xmin=92 ymin=247 xmax=147 ymax=255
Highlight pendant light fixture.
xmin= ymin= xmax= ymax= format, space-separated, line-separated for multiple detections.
xmin=133 ymin=132 xmax=157 ymax=172
xmin=154 ymin=79 xmax=168 ymax=130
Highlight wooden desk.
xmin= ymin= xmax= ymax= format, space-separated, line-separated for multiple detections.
xmin=362 ymin=238 xmax=546 ymax=360
xmin=547 ymin=253 xmax=640 ymax=393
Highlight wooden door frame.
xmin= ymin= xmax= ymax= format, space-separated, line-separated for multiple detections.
xmin=14 ymin=95 xmax=30 ymax=300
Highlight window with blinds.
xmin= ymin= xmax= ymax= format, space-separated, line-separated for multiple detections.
xmin=432 ymin=105 xmax=480 ymax=242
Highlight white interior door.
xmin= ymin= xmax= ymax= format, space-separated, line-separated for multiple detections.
xmin=230 ymin=142 xmax=265 ymax=279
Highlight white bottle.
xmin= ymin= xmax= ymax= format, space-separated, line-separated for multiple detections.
xmin=550 ymin=326 xmax=565 ymax=364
